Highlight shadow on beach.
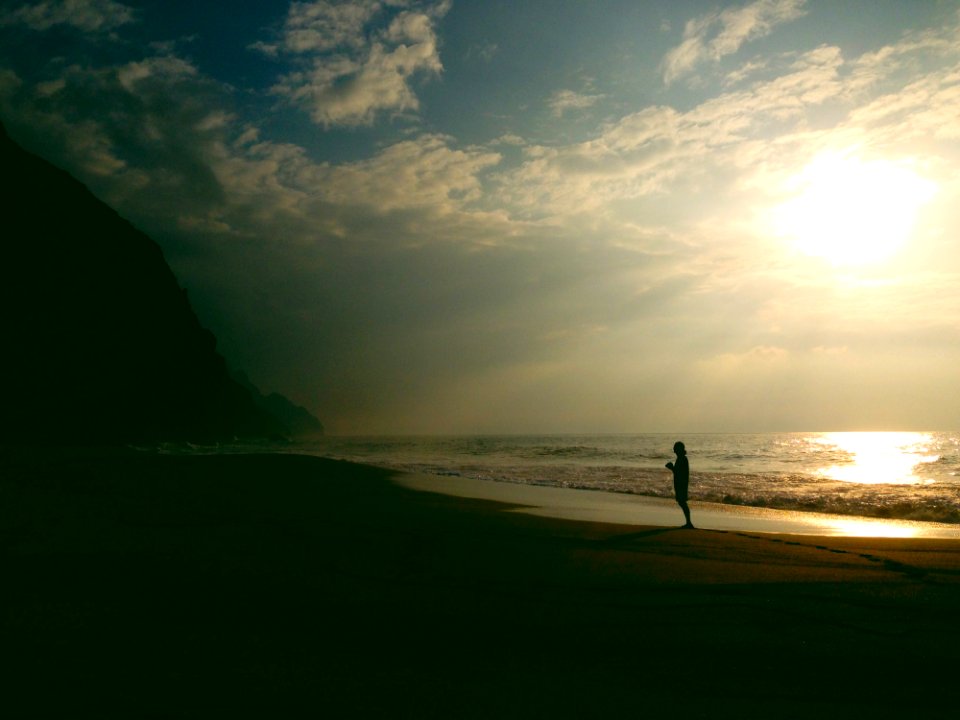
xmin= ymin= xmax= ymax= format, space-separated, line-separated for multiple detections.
xmin=4 ymin=449 xmax=960 ymax=718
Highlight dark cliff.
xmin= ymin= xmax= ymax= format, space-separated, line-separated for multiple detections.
xmin=232 ymin=369 xmax=325 ymax=438
xmin=0 ymin=121 xmax=287 ymax=442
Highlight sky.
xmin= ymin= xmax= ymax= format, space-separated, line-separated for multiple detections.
xmin=1 ymin=0 xmax=959 ymax=434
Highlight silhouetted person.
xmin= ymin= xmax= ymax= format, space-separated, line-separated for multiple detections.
xmin=665 ymin=441 xmax=694 ymax=529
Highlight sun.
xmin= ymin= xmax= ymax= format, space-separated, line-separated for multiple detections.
xmin=769 ymin=149 xmax=937 ymax=267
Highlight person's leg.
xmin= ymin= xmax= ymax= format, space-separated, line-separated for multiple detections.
xmin=677 ymin=500 xmax=694 ymax=528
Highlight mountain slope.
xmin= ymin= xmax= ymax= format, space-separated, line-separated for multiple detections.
xmin=0 ymin=121 xmax=286 ymax=442
xmin=232 ymin=370 xmax=325 ymax=437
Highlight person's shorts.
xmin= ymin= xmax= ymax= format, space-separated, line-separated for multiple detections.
xmin=674 ymin=481 xmax=688 ymax=503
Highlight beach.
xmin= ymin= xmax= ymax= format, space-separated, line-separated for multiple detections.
xmin=4 ymin=449 xmax=960 ymax=717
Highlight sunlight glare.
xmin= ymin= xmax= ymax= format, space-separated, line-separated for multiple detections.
xmin=813 ymin=431 xmax=937 ymax=485
xmin=821 ymin=518 xmax=919 ymax=538
xmin=770 ymin=150 xmax=937 ymax=267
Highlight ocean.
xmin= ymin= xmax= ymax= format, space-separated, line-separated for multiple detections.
xmin=278 ymin=432 xmax=960 ymax=524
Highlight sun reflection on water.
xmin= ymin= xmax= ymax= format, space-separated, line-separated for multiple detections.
xmin=813 ymin=432 xmax=938 ymax=485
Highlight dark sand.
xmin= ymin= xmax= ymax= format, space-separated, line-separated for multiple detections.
xmin=4 ymin=450 xmax=960 ymax=718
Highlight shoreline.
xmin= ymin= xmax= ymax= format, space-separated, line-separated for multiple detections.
xmin=395 ymin=470 xmax=960 ymax=538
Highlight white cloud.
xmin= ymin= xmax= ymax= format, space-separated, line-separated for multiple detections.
xmin=116 ymin=55 xmax=198 ymax=90
xmin=308 ymin=135 xmax=501 ymax=210
xmin=723 ymin=58 xmax=768 ymax=87
xmin=1 ymin=0 xmax=135 ymax=32
xmin=261 ymin=1 xmax=449 ymax=126
xmin=548 ymin=89 xmax=604 ymax=117
xmin=0 ymin=43 xmax=503 ymax=245
xmin=661 ymin=0 xmax=807 ymax=85
xmin=255 ymin=0 xmax=381 ymax=55
xmin=843 ymin=26 xmax=960 ymax=142
xmin=845 ymin=23 xmax=960 ymax=99
xmin=495 ymin=44 xmax=845 ymax=218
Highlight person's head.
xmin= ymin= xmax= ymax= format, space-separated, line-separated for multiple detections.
xmin=673 ymin=441 xmax=685 ymax=455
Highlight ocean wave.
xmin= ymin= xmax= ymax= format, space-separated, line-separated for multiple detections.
xmin=516 ymin=445 xmax=666 ymax=463
xmin=695 ymin=490 xmax=960 ymax=524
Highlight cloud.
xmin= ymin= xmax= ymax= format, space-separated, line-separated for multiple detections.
xmin=844 ymin=34 xmax=960 ymax=143
xmin=0 ymin=0 xmax=135 ymax=32
xmin=0 ymin=68 xmax=22 ymax=96
xmin=465 ymin=42 xmax=498 ymax=63
xmin=494 ymin=44 xmax=846 ymax=218
xmin=0 ymin=39 xmax=503 ymax=249
xmin=661 ymin=0 xmax=807 ymax=85
xmin=260 ymin=0 xmax=449 ymax=126
xmin=722 ymin=58 xmax=768 ymax=88
xmin=701 ymin=345 xmax=790 ymax=373
xmin=252 ymin=0 xmax=380 ymax=56
xmin=3 ymin=7 xmax=960 ymax=432
xmin=548 ymin=89 xmax=604 ymax=117
xmin=0 ymin=52 xmax=237 ymax=222
xmin=308 ymin=135 xmax=501 ymax=211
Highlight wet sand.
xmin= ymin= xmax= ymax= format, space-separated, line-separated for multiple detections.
xmin=4 ymin=450 xmax=960 ymax=717
xmin=398 ymin=471 xmax=960 ymax=538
